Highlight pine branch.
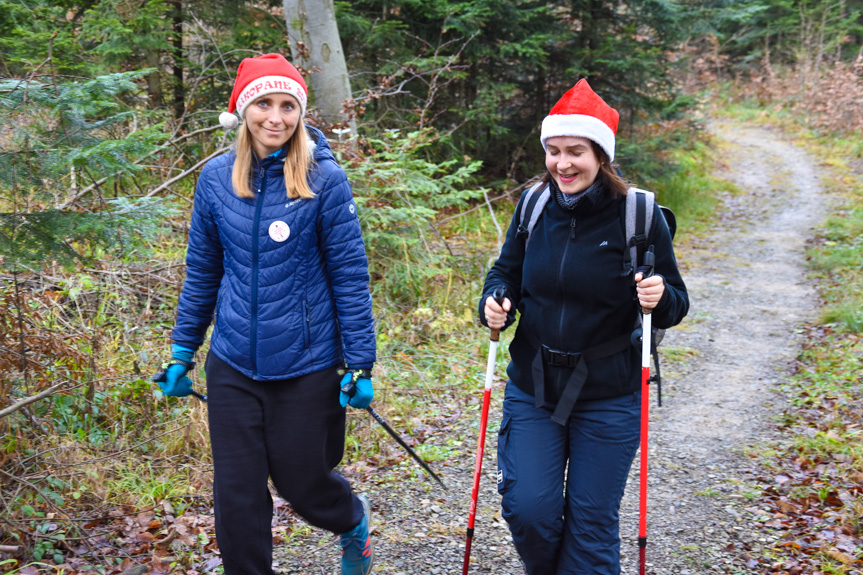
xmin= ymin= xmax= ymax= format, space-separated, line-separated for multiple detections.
xmin=57 ymin=125 xmax=223 ymax=209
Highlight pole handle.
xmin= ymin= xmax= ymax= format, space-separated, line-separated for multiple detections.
xmin=637 ymin=246 xmax=655 ymax=315
xmin=489 ymin=285 xmax=507 ymax=342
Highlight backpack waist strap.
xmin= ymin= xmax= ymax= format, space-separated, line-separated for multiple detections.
xmin=523 ymin=329 xmax=632 ymax=425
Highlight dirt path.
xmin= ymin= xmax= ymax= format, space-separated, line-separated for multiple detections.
xmin=273 ymin=122 xmax=829 ymax=574
xmin=618 ymin=121 xmax=828 ymax=574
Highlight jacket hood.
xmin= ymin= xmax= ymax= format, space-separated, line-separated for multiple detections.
xmin=306 ymin=125 xmax=336 ymax=163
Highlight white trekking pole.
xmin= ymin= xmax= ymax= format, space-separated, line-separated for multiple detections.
xmin=463 ymin=286 xmax=506 ymax=574
xmin=637 ymin=246 xmax=655 ymax=575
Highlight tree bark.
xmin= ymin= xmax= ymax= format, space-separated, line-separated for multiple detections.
xmin=172 ymin=0 xmax=185 ymax=123
xmin=145 ymin=48 xmax=163 ymax=109
xmin=283 ymin=0 xmax=356 ymax=132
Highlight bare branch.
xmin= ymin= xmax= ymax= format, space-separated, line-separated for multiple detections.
xmin=484 ymin=190 xmax=503 ymax=255
xmin=145 ymin=146 xmax=230 ymax=198
xmin=419 ymin=32 xmax=479 ymax=130
xmin=0 ymin=381 xmax=66 ymax=419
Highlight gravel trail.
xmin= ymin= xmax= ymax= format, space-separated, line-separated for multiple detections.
xmin=272 ymin=122 xmax=829 ymax=574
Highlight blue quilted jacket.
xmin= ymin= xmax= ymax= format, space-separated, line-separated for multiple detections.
xmin=171 ymin=126 xmax=376 ymax=380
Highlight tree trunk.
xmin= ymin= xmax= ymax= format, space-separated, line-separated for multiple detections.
xmin=172 ymin=0 xmax=185 ymax=123
xmin=283 ymin=0 xmax=356 ymax=132
xmin=145 ymin=48 xmax=163 ymax=109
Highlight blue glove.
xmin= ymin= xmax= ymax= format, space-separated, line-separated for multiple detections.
xmin=339 ymin=369 xmax=373 ymax=409
xmin=157 ymin=344 xmax=196 ymax=397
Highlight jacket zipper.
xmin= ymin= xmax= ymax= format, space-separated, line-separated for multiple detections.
xmin=213 ymin=293 xmax=223 ymax=339
xmin=303 ymin=297 xmax=311 ymax=348
xmin=555 ymin=216 xmax=577 ymax=391
xmin=251 ymin=166 xmax=265 ymax=378
xmin=558 ymin=217 xmax=576 ymax=340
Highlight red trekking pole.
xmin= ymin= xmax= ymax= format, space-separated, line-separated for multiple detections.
xmin=637 ymin=246 xmax=655 ymax=575
xmin=463 ymin=286 xmax=506 ymax=574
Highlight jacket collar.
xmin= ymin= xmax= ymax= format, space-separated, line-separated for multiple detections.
xmin=251 ymin=125 xmax=334 ymax=173
xmin=550 ymin=177 xmax=613 ymax=214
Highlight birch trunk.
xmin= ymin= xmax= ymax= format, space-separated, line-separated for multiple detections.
xmin=283 ymin=0 xmax=356 ymax=133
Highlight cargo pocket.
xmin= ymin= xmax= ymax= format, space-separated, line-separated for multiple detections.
xmin=497 ymin=413 xmax=516 ymax=495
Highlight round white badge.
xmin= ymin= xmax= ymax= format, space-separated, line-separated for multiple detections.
xmin=349 ymin=203 xmax=356 ymax=215
xmin=268 ymin=220 xmax=290 ymax=242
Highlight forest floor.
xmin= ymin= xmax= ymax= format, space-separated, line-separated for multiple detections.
xmin=270 ymin=120 xmax=831 ymax=574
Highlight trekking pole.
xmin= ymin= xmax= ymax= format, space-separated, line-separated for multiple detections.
xmin=340 ymin=377 xmax=447 ymax=489
xmin=637 ymin=246 xmax=655 ymax=575
xmin=462 ymin=285 xmax=506 ymax=575
xmin=365 ymin=404 xmax=447 ymax=489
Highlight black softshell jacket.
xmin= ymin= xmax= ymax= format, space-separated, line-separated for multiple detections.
xmin=479 ymin=182 xmax=689 ymax=404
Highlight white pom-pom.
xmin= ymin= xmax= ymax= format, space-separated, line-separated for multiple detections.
xmin=219 ymin=112 xmax=239 ymax=130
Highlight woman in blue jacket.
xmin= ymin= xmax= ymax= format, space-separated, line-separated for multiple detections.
xmin=158 ymin=53 xmax=376 ymax=575
xmin=479 ymin=79 xmax=689 ymax=574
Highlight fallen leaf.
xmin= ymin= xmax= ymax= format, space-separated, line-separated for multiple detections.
xmin=826 ymin=547 xmax=854 ymax=564
xmin=779 ymin=500 xmax=799 ymax=514
xmin=137 ymin=511 xmax=154 ymax=527
xmin=162 ymin=500 xmax=175 ymax=515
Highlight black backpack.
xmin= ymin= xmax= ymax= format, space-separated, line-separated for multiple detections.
xmin=514 ymin=182 xmax=676 ymax=405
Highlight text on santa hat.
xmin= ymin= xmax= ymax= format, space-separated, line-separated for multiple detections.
xmin=238 ymin=79 xmax=306 ymax=109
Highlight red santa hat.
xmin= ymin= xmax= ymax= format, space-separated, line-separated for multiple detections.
xmin=218 ymin=53 xmax=308 ymax=130
xmin=540 ymin=79 xmax=619 ymax=161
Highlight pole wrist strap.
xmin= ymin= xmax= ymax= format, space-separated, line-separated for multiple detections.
xmin=163 ymin=358 xmax=196 ymax=371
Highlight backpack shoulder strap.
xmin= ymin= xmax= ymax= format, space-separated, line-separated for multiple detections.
xmin=516 ymin=181 xmax=552 ymax=248
xmin=625 ymin=187 xmax=655 ymax=270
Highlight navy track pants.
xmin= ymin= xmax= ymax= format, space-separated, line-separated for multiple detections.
xmin=205 ymin=353 xmax=364 ymax=575
xmin=497 ymin=382 xmax=641 ymax=575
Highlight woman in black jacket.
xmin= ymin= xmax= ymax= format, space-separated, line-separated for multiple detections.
xmin=479 ymin=79 xmax=688 ymax=574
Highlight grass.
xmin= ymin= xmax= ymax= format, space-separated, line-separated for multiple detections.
xmin=104 ymin=461 xmax=197 ymax=508
xmin=652 ymin=139 xmax=731 ymax=238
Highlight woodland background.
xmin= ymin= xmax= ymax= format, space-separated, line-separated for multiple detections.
xmin=1 ymin=0 xmax=862 ymax=573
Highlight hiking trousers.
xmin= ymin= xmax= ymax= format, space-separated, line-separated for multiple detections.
xmin=205 ymin=353 xmax=365 ymax=575
xmin=497 ymin=382 xmax=640 ymax=575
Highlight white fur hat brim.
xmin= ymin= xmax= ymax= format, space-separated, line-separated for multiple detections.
xmin=540 ymin=114 xmax=616 ymax=162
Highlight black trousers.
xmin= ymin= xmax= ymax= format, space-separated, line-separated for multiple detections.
xmin=205 ymin=353 xmax=364 ymax=575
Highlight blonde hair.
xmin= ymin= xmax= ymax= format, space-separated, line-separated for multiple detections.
xmin=231 ymin=122 xmax=315 ymax=199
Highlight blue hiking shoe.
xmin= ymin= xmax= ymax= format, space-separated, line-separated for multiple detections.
xmin=340 ymin=495 xmax=373 ymax=575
